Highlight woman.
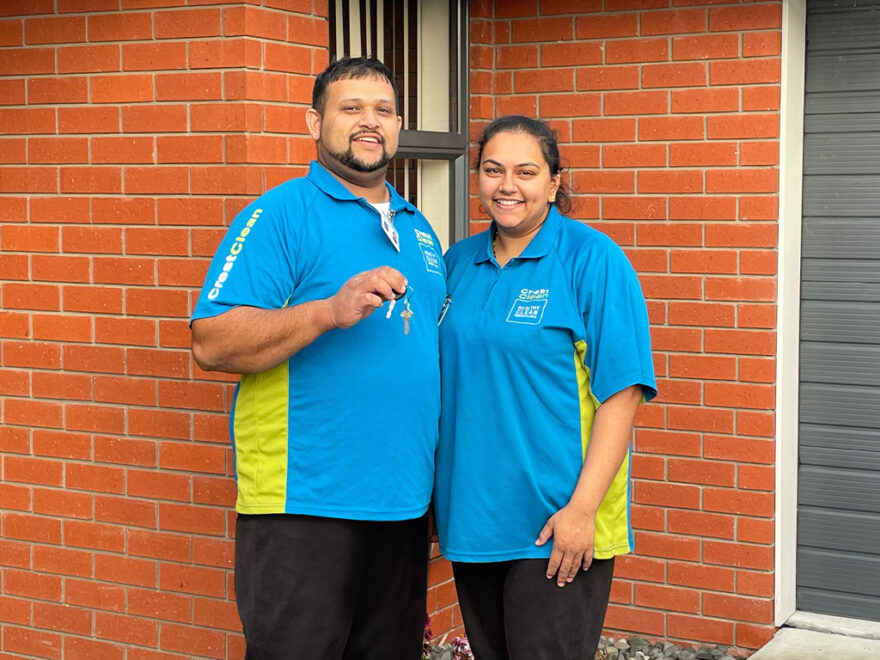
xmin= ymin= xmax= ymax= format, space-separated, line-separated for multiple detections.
xmin=435 ymin=116 xmax=657 ymax=660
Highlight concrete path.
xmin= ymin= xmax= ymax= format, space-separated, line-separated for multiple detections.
xmin=750 ymin=627 xmax=880 ymax=659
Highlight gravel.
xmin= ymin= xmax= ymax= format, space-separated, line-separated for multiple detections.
xmin=595 ymin=636 xmax=750 ymax=660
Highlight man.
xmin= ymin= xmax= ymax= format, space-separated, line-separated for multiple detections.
xmin=190 ymin=57 xmax=447 ymax=660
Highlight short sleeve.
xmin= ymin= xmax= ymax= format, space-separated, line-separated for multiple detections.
xmin=581 ymin=241 xmax=657 ymax=404
xmin=192 ymin=192 xmax=299 ymax=322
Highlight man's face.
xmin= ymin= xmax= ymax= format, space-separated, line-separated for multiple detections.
xmin=310 ymin=75 xmax=402 ymax=178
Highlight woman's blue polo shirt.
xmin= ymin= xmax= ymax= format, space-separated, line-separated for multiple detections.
xmin=435 ymin=207 xmax=657 ymax=561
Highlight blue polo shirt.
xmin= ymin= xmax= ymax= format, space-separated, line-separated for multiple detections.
xmin=435 ymin=207 xmax=656 ymax=561
xmin=192 ymin=161 xmax=447 ymax=520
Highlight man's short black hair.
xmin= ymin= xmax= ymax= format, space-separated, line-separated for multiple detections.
xmin=312 ymin=57 xmax=398 ymax=114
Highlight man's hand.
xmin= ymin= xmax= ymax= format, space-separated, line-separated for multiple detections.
xmin=535 ymin=504 xmax=596 ymax=587
xmin=328 ymin=266 xmax=408 ymax=329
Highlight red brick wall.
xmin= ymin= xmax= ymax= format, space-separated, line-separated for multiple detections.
xmin=0 ymin=2 xmax=328 ymax=658
xmin=469 ymin=0 xmax=780 ymax=652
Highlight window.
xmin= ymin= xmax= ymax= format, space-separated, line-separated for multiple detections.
xmin=329 ymin=0 xmax=470 ymax=249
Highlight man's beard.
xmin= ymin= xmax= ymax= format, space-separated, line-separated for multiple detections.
xmin=323 ymin=134 xmax=391 ymax=173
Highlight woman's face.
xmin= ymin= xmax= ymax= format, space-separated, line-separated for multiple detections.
xmin=478 ymin=130 xmax=561 ymax=238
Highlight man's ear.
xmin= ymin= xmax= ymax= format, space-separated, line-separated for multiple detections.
xmin=305 ymin=108 xmax=322 ymax=140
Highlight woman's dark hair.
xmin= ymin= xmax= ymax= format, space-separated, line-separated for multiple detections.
xmin=312 ymin=57 xmax=398 ymax=115
xmin=474 ymin=115 xmax=572 ymax=215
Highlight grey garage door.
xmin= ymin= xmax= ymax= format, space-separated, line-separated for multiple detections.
xmin=798 ymin=0 xmax=880 ymax=621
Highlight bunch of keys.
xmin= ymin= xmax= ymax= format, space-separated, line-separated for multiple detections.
xmin=385 ymin=286 xmax=414 ymax=334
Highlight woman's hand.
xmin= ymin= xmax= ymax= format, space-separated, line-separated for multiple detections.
xmin=535 ymin=504 xmax=596 ymax=587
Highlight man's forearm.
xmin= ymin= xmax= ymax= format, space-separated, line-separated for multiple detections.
xmin=191 ymin=300 xmax=336 ymax=374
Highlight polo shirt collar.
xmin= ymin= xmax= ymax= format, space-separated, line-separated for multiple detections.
xmin=475 ymin=206 xmax=563 ymax=264
xmin=306 ymin=160 xmax=417 ymax=214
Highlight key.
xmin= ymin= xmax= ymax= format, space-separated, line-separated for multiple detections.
xmin=401 ymin=300 xmax=413 ymax=335
xmin=385 ymin=298 xmax=396 ymax=319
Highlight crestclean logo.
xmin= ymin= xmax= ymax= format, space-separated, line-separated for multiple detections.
xmin=506 ymin=288 xmax=549 ymax=325
xmin=207 ymin=208 xmax=262 ymax=300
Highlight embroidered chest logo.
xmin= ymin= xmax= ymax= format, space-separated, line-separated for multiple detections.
xmin=414 ymin=229 xmax=442 ymax=275
xmin=506 ymin=288 xmax=549 ymax=325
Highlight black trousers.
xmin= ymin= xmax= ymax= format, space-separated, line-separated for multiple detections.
xmin=235 ymin=513 xmax=429 ymax=660
xmin=452 ymin=557 xmax=615 ymax=660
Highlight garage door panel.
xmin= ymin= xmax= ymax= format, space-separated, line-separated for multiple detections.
xmin=806 ymin=91 xmax=880 ymax=115
xmin=804 ymin=8 xmax=880 ymax=51
xmin=802 ymin=258 xmax=880 ymax=283
xmin=803 ymin=135 xmax=880 ymax=174
xmin=806 ymin=53 xmax=880 ymax=93
xmin=797 ymin=586 xmax=880 ymax=622
xmin=800 ymin=382 xmax=880 ymax=428
xmin=798 ymin=465 xmax=880 ymax=512
xmin=799 ymin=508 xmax=880 ymax=551
xmin=801 ymin=423 xmax=880 ymax=454
xmin=801 ymin=281 xmax=880 ymax=303
xmin=801 ymin=343 xmax=880 ymax=386
xmin=801 ymin=219 xmax=880 ymax=258
xmin=800 ymin=301 xmax=880 ymax=343
xmin=802 ymin=177 xmax=880 ymax=216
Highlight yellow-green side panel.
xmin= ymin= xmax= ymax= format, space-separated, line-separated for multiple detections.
xmin=232 ymin=362 xmax=289 ymax=513
xmin=573 ymin=340 xmax=632 ymax=559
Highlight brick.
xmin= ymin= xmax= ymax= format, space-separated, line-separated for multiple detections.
xmin=129 ymin=408 xmax=191 ymax=440
xmin=669 ymin=354 xmax=736 ymax=380
xmin=126 ymin=288 xmax=190 ymax=318
xmin=737 ymin=622 xmax=776 ymax=650
xmin=155 ymin=8 xmax=220 ymax=38
xmin=60 ymin=166 xmax=123 ymax=194
xmin=633 ymin=481 xmax=700 ymax=509
xmin=58 ymin=44 xmax=120 ymax=74
xmin=709 ymin=5 xmax=782 ymax=32
xmin=0 ymin=310 xmax=31 ymax=338
xmin=671 ymin=250 xmax=737 ymax=275
xmin=668 ymin=406 xmax=734 ymax=433
xmin=26 ymin=77 xmax=84 ymax=106
xmin=64 ymin=520 xmax=125 ymax=552
xmin=639 ymin=169 xmax=702 ymax=194
xmin=673 ymin=33 xmax=739 ymax=60
xmin=28 ymin=137 xmax=88 ymax=164
xmin=128 ymin=529 xmax=192 ymax=562
xmin=541 ymin=42 xmax=603 ymax=67
xmin=670 ymin=142 xmax=738 ymax=167
xmin=606 ymin=90 xmax=668 ymax=116
xmin=161 ymin=622 xmax=226 ymax=658
xmin=738 ymin=517 xmax=774 ymax=544
xmin=31 ymin=372 xmax=91 ymax=401
xmin=637 ymin=222 xmax=702 ymax=247
xmin=124 ymin=166 xmax=190 ymax=194
xmin=705 ymin=434 xmax=774 ymax=463
xmin=5 ymin=454 xmax=64 ymax=487
xmin=91 ymin=136 xmax=154 ymax=164
xmin=740 ymin=196 xmax=778 ymax=221
xmin=706 ymin=329 xmax=775 ymax=356
xmin=89 ymin=11 xmax=153 ymax=41
xmin=5 ymin=512 xmax=61 ymax=544
xmin=193 ymin=596 xmax=242 ymax=631
xmin=495 ymin=95 xmax=537 ymax=117
xmin=738 ymin=464 xmax=775 ymax=492
xmin=160 ymin=501 xmax=227 ymax=536
xmin=639 ymin=116 xmax=704 ymax=141
xmin=0 ymin=19 xmax=23 ymax=47
xmin=0 ymin=594 xmax=31 ymax=624
xmin=669 ymin=457 xmax=736 ymax=488
xmin=605 ymin=604 xmax=665 ymax=636
xmin=4 ymin=340 xmax=62 ymax=369
xmin=704 ymin=488 xmax=773 ymax=518
xmin=641 ymin=8 xmax=706 ymax=35
xmin=577 ymin=65 xmax=640 ymax=91
xmin=630 ymin=503 xmax=665 ymax=529
xmin=704 ymin=592 xmax=773 ymax=624
xmin=6 ymin=398 xmax=64 ymax=429
xmin=2 ymin=279 xmax=60 ymax=310
xmin=575 ymin=13 xmax=637 ymax=39
xmin=94 ymin=435 xmax=157 ymax=467
xmin=634 ymin=583 xmax=700 ymax=614
xmin=572 ymin=118 xmax=636 ymax=142
xmin=30 ymin=196 xmax=91 ymax=224
xmin=159 ymin=319 xmax=194 ymax=349
xmin=32 ymin=255 xmax=90 ymax=284
xmin=0 ymin=47 xmax=55 ymax=76
xmin=604 ymin=144 xmax=667 ymax=169
xmin=127 ymin=348 xmax=190 ymax=378
xmin=123 ymin=105 xmax=188 ymax=133
xmin=65 ymin=403 xmax=126 ymax=434
xmin=59 ymin=106 xmax=120 ymax=133
xmin=94 ymin=611 xmax=159 ymax=646
xmin=94 ymin=493 xmax=157 ymax=527
xmin=94 ymin=375 xmax=156 ymax=406
xmin=3 ymin=625 xmax=62 ymax=659
xmin=0 ymin=368 xmax=30 ymax=396
xmin=0 ymin=196 xmax=28 ymax=222
xmin=33 ymin=429 xmax=90 ymax=460
xmin=642 ymin=61 xmax=706 ymax=88
xmin=93 ymin=257 xmax=156 ymax=286
xmin=64 ymin=578 xmax=124 ymax=613
xmin=25 ymin=15 xmax=85 ymax=43
xmin=155 ymin=72 xmax=223 ymax=102
xmin=649 ymin=326 xmax=702 ymax=352
xmin=606 ymin=0 xmax=667 ymax=9
xmin=738 ymin=303 xmax=776 ymax=329
xmin=157 ymin=135 xmax=223 ymax=163
xmin=159 ymin=563 xmax=226 ymax=599
xmin=193 ymin=477 xmax=235 ymax=508
xmin=572 ymin=170 xmax=635 ymax=194
xmin=614 ymin=554 xmax=666 ymax=583
xmin=127 ymin=587 xmax=192 ymax=623
xmin=496 ymin=44 xmax=538 ymax=69
xmin=705 ymin=381 xmax=775 ymax=410
xmin=511 ymin=17 xmax=573 ymax=42
xmin=539 ymin=92 xmax=600 ymax=118
xmin=63 ymin=637 xmax=125 ymax=660
xmin=740 ymin=142 xmax=779 ymax=167
xmin=704 ymin=540 xmax=774 ymax=571
xmin=604 ymin=197 xmax=667 ymax=221
xmin=711 ymin=59 xmax=780 ymax=86
xmin=706 ymin=223 xmax=777 ymax=248
xmin=743 ymin=85 xmax=780 ymax=112
xmin=632 ymin=531 xmax=700 ymax=561
xmin=157 ymin=197 xmax=224 ymax=226
xmin=706 ymin=276 xmax=776 ymax=302
xmin=606 ymin=38 xmax=669 ymax=64
xmin=191 ymin=165 xmax=263 ymax=195
xmin=63 ymin=285 xmax=124 ymax=314
xmin=127 ymin=469 xmax=191 ymax=502
xmin=33 ymin=545 xmax=93 ymax=577
xmin=0 ymin=165 xmax=57 ymax=192
xmin=668 ymin=614 xmax=735 ymax=646
xmin=671 ymin=87 xmax=739 ymax=114
xmin=63 ymin=344 xmax=125 ymax=373
xmin=668 ymin=560 xmax=735 ymax=592
xmin=195 ymin=37 xmax=266 ymax=74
